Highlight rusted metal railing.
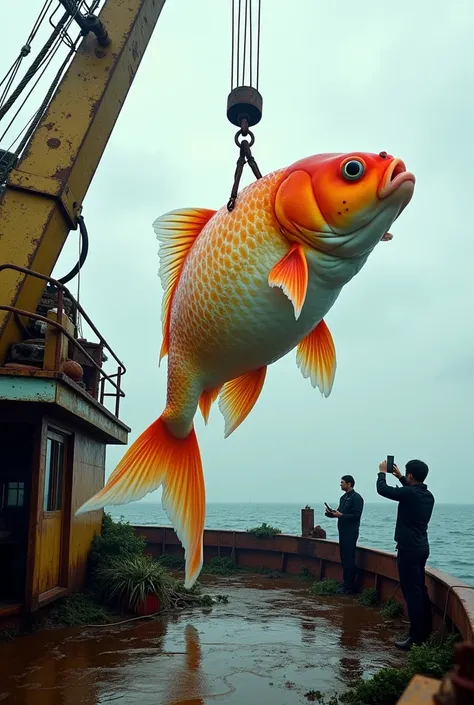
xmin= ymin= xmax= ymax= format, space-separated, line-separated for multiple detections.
xmin=0 ymin=264 xmax=126 ymax=417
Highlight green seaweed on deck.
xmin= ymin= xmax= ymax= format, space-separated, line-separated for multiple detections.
xmin=340 ymin=635 xmax=458 ymax=704
xmin=380 ymin=597 xmax=404 ymax=620
xmin=358 ymin=588 xmax=379 ymax=607
xmin=201 ymin=557 xmax=239 ymax=575
xmin=309 ymin=579 xmax=339 ymax=596
xmin=246 ymin=522 xmax=282 ymax=538
xmin=46 ymin=593 xmax=113 ymax=627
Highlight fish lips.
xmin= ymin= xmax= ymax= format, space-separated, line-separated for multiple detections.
xmin=378 ymin=158 xmax=416 ymax=206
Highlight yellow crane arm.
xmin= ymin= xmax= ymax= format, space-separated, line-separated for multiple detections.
xmin=0 ymin=0 xmax=166 ymax=364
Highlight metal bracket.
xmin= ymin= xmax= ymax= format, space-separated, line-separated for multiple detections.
xmin=6 ymin=169 xmax=82 ymax=228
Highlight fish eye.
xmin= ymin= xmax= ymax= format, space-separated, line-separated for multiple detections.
xmin=342 ymin=159 xmax=365 ymax=181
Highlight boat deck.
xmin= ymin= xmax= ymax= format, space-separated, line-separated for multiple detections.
xmin=0 ymin=574 xmax=406 ymax=704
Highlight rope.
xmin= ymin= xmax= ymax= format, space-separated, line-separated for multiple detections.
xmin=0 ymin=1 xmax=92 ymax=182
xmin=242 ymin=0 xmax=248 ymax=86
xmin=0 ymin=10 xmax=71 ymax=123
xmin=256 ymin=0 xmax=261 ymax=90
xmin=231 ymin=0 xmax=235 ymax=90
xmin=230 ymin=0 xmax=262 ymax=89
xmin=0 ymin=0 xmax=54 ymax=109
xmin=432 ymin=584 xmax=474 ymax=646
xmin=0 ymin=40 xmax=78 ymax=183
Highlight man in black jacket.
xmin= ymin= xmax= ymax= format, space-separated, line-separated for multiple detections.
xmin=376 ymin=458 xmax=435 ymax=650
xmin=326 ymin=475 xmax=364 ymax=594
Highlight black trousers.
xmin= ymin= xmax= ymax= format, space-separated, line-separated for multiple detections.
xmin=339 ymin=530 xmax=358 ymax=589
xmin=397 ymin=548 xmax=432 ymax=644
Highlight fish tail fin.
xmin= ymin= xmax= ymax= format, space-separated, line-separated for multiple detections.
xmin=76 ymin=414 xmax=205 ymax=589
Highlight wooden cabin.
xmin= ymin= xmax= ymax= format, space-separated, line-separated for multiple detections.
xmin=0 ymin=278 xmax=129 ymax=619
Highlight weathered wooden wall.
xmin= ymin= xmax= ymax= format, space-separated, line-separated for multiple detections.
xmin=68 ymin=432 xmax=105 ymax=591
xmin=29 ymin=417 xmax=105 ymax=607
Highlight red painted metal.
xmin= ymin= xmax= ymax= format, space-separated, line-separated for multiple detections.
xmin=133 ymin=525 xmax=474 ymax=643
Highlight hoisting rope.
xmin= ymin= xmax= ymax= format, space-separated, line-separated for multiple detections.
xmin=226 ymin=0 xmax=263 ymax=212
xmin=0 ymin=1 xmax=99 ymax=290
xmin=0 ymin=1 xmax=104 ymax=184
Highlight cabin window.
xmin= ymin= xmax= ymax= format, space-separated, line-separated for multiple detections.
xmin=7 ymin=481 xmax=25 ymax=508
xmin=43 ymin=432 xmax=66 ymax=512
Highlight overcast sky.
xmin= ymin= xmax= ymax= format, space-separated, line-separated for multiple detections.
xmin=1 ymin=0 xmax=473 ymax=506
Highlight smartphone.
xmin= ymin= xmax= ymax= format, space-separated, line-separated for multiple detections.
xmin=387 ymin=455 xmax=394 ymax=473
xmin=324 ymin=502 xmax=333 ymax=512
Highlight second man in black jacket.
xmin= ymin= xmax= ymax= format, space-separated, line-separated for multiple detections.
xmin=326 ymin=475 xmax=364 ymax=594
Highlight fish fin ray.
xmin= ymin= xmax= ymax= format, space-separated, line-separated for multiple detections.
xmin=218 ymin=367 xmax=267 ymax=438
xmin=198 ymin=387 xmax=222 ymax=424
xmin=76 ymin=415 xmax=205 ymax=589
xmin=153 ymin=208 xmax=216 ymax=361
xmin=268 ymin=243 xmax=308 ymax=320
xmin=296 ymin=319 xmax=336 ymax=397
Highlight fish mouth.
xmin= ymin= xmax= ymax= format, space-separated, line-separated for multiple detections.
xmin=379 ymin=158 xmax=416 ymax=200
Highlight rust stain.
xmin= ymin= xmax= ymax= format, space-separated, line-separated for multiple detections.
xmin=44 ymin=122 xmax=55 ymax=131
xmin=52 ymin=167 xmax=70 ymax=183
xmin=47 ymin=138 xmax=61 ymax=149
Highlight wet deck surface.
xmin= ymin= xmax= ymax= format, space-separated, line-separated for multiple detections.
xmin=0 ymin=575 xmax=405 ymax=704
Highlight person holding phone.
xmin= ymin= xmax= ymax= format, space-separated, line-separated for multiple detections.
xmin=376 ymin=458 xmax=435 ymax=650
xmin=325 ymin=475 xmax=364 ymax=594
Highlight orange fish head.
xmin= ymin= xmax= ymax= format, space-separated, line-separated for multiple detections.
xmin=274 ymin=151 xmax=415 ymax=257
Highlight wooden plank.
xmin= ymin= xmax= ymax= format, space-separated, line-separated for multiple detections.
xmin=397 ymin=675 xmax=441 ymax=704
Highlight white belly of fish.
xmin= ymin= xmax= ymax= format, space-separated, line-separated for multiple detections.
xmin=198 ymin=251 xmax=342 ymax=390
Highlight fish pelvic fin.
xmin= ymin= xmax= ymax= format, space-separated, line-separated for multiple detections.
xmin=75 ymin=415 xmax=205 ymax=589
xmin=218 ymin=367 xmax=267 ymax=438
xmin=296 ymin=319 xmax=336 ymax=397
xmin=199 ymin=387 xmax=222 ymax=425
xmin=268 ymin=243 xmax=308 ymax=320
xmin=153 ymin=208 xmax=216 ymax=363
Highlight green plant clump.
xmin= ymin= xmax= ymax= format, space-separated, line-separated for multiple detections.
xmin=341 ymin=636 xmax=457 ymax=704
xmin=201 ymin=556 xmax=238 ymax=575
xmin=89 ymin=513 xmax=146 ymax=576
xmin=309 ymin=579 xmax=339 ymax=596
xmin=358 ymin=588 xmax=379 ymax=607
xmin=380 ymin=597 xmax=404 ymax=620
xmin=47 ymin=593 xmax=113 ymax=627
xmin=96 ymin=555 xmax=175 ymax=611
xmin=298 ymin=567 xmax=314 ymax=581
xmin=96 ymin=554 xmax=227 ymax=613
xmin=304 ymin=692 xmax=340 ymax=704
xmin=247 ymin=522 xmax=282 ymax=538
xmin=157 ymin=553 xmax=185 ymax=569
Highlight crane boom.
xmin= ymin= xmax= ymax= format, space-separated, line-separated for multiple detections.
xmin=0 ymin=0 xmax=166 ymax=364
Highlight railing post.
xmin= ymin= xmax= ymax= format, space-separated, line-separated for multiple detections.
xmin=115 ymin=367 xmax=122 ymax=417
xmin=301 ymin=505 xmax=314 ymax=536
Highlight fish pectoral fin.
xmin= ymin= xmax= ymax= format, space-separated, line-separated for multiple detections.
xmin=218 ymin=367 xmax=267 ymax=438
xmin=296 ymin=319 xmax=336 ymax=397
xmin=199 ymin=386 xmax=222 ymax=424
xmin=153 ymin=207 xmax=216 ymax=362
xmin=268 ymin=243 xmax=308 ymax=320
xmin=76 ymin=414 xmax=205 ymax=589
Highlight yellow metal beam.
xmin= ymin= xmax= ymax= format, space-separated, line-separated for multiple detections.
xmin=0 ymin=0 xmax=166 ymax=364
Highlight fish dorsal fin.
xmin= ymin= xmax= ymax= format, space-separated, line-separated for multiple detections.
xmin=153 ymin=208 xmax=216 ymax=361
xmin=296 ymin=319 xmax=336 ymax=397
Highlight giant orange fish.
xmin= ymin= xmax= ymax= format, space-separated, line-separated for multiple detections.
xmin=77 ymin=151 xmax=415 ymax=587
